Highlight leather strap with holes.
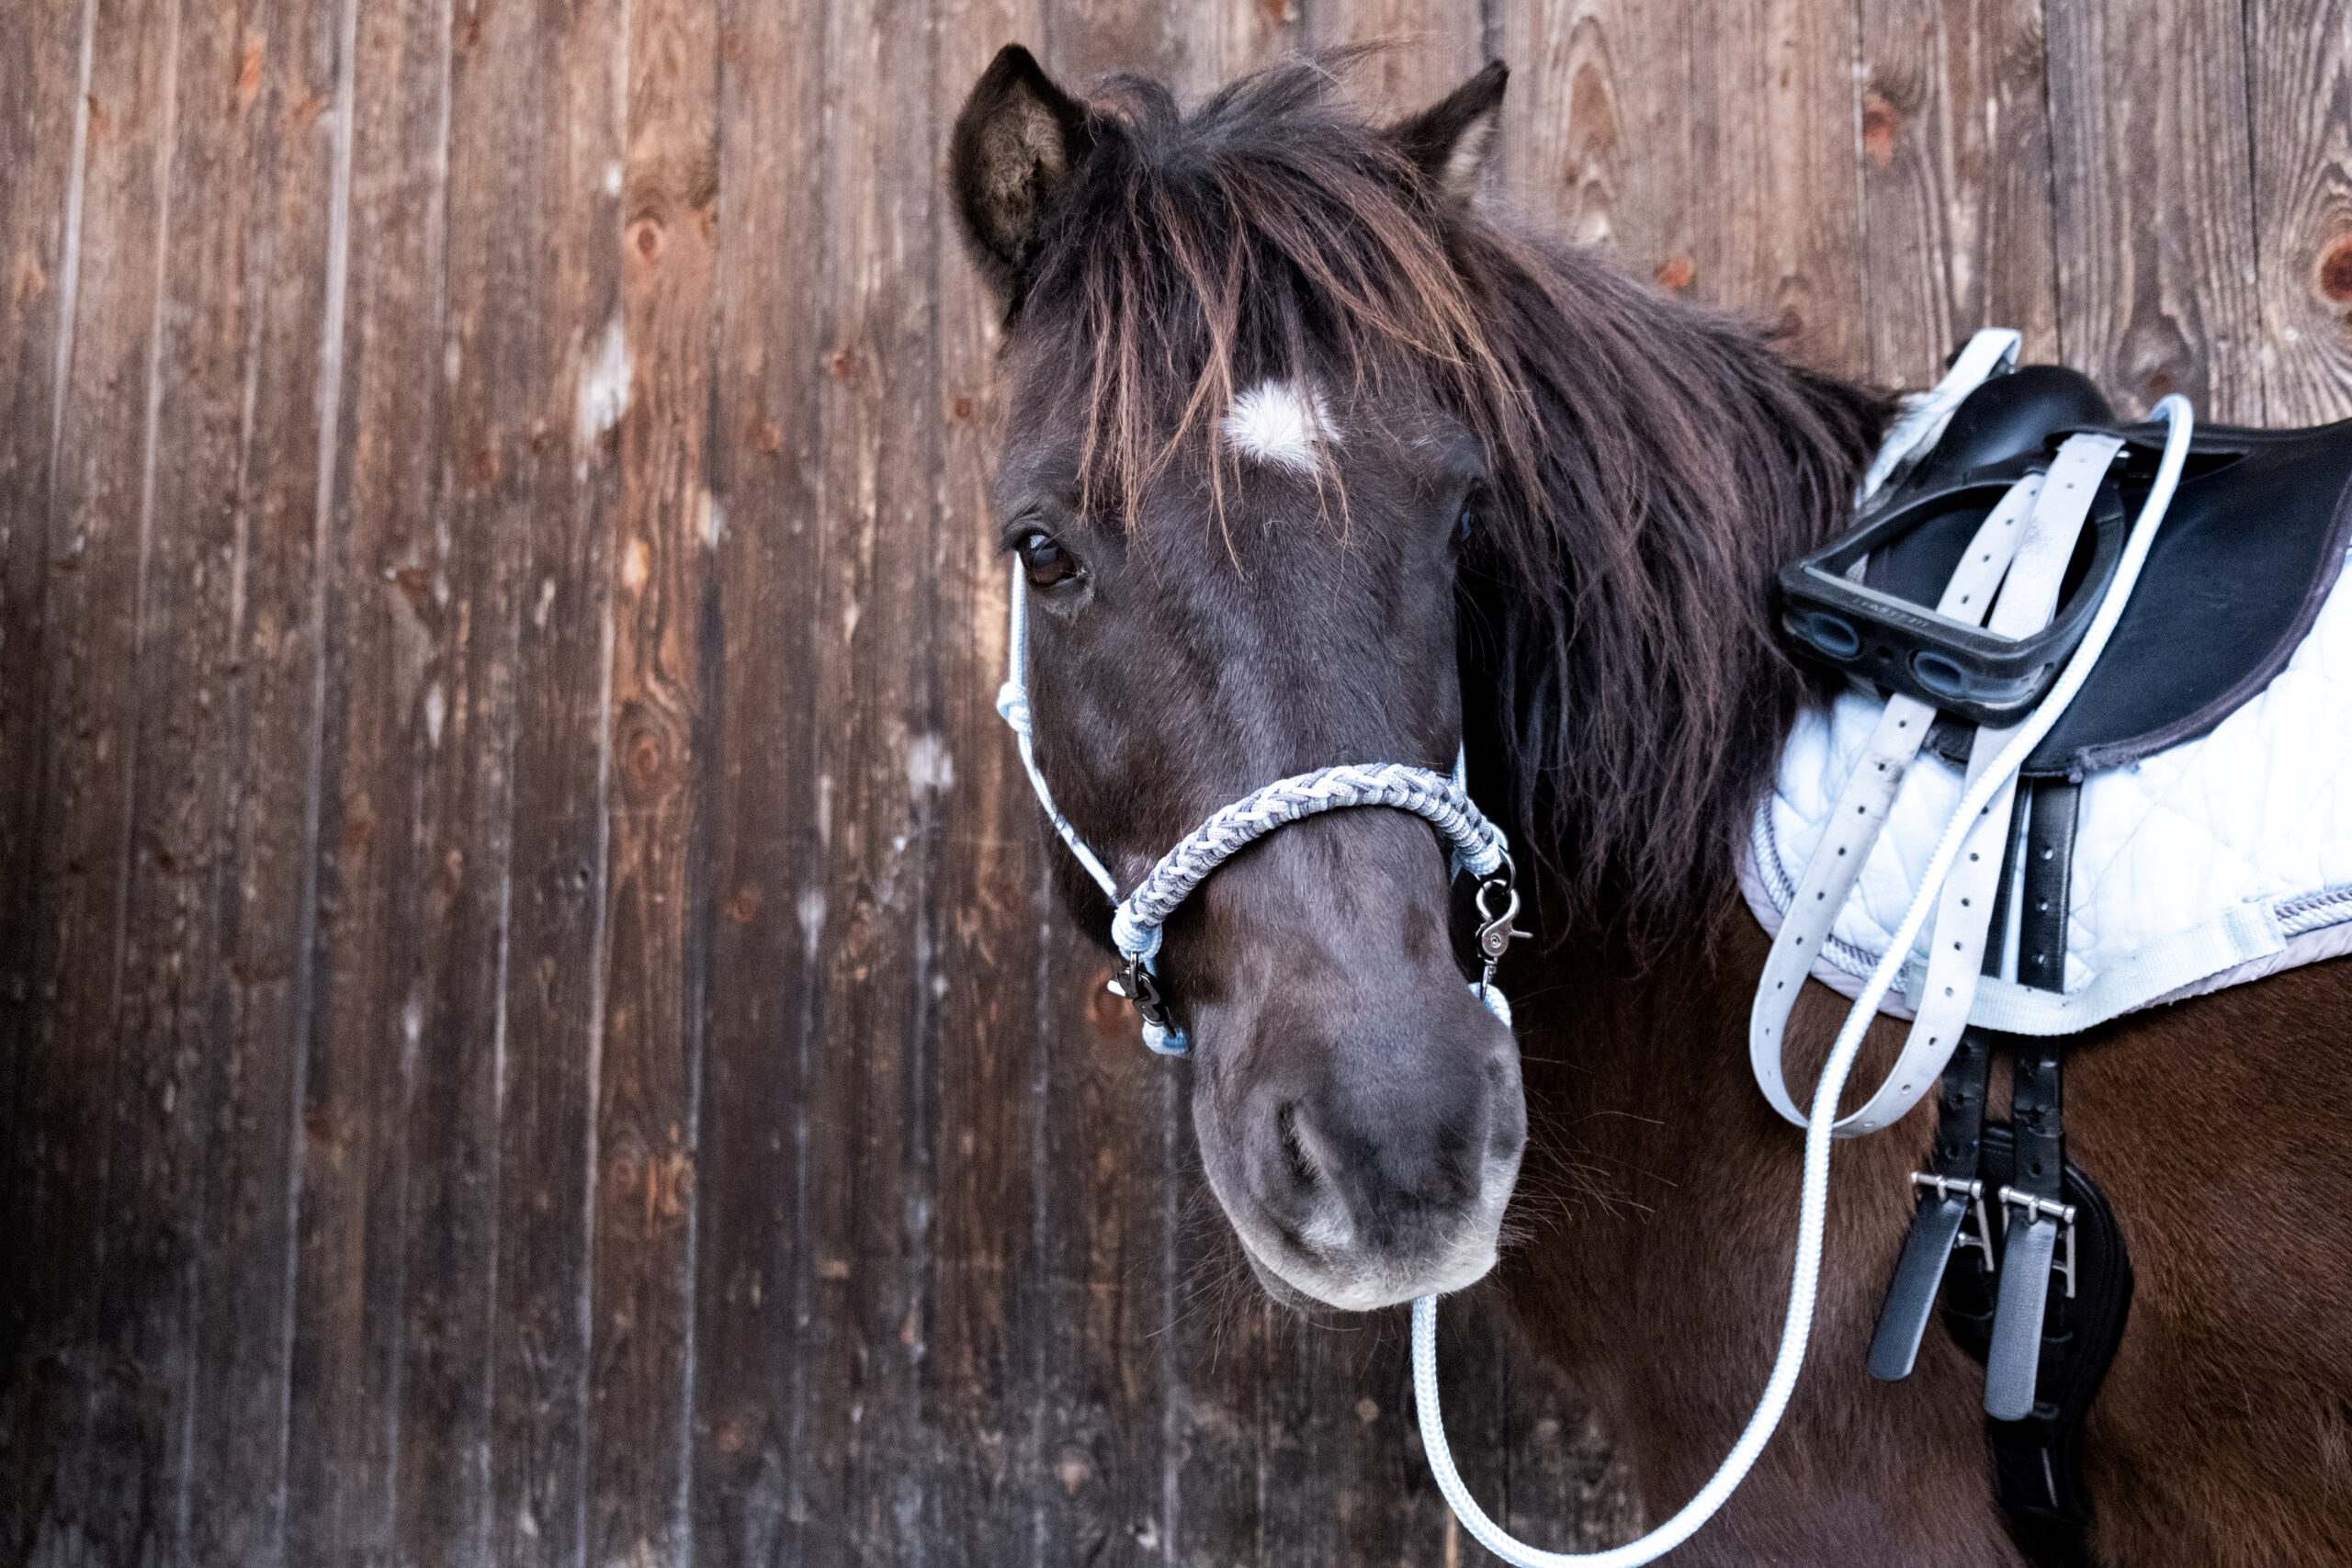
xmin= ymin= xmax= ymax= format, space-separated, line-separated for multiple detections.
xmin=1752 ymin=434 xmax=2122 ymax=1136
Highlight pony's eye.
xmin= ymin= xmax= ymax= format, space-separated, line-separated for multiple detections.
xmin=1452 ymin=481 xmax=1490 ymax=547
xmin=1017 ymin=529 xmax=1082 ymax=591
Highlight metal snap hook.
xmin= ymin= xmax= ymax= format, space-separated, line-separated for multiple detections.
xmin=1474 ymin=875 xmax=1531 ymax=964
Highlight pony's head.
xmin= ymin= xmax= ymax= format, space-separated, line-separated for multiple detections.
xmin=947 ymin=48 xmax=1883 ymax=1311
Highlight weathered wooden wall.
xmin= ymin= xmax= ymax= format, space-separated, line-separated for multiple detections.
xmin=2 ymin=0 xmax=2346 ymax=1563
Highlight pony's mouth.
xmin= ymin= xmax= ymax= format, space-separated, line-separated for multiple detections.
xmin=1213 ymin=1148 xmax=1521 ymax=1314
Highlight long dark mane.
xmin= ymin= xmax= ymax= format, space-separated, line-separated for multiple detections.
xmin=1015 ymin=57 xmax=1891 ymax=935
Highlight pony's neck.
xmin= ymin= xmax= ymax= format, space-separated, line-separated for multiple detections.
xmin=1457 ymin=230 xmax=1888 ymax=941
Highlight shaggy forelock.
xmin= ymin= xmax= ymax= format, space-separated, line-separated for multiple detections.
xmin=1014 ymin=57 xmax=1541 ymax=534
xmin=1006 ymin=55 xmax=1889 ymax=936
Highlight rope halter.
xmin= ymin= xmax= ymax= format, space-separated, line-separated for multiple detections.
xmin=994 ymin=568 xmax=1524 ymax=1054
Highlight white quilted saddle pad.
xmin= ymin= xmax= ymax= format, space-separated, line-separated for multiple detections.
xmin=1742 ymin=543 xmax=2352 ymax=1034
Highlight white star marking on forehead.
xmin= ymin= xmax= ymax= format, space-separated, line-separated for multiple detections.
xmin=1221 ymin=378 xmax=1338 ymax=476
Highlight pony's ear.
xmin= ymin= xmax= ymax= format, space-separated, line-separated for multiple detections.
xmin=949 ymin=45 xmax=1097 ymax=304
xmin=1385 ymin=60 xmax=1508 ymax=207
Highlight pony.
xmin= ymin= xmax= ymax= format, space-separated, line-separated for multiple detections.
xmin=947 ymin=47 xmax=2352 ymax=1565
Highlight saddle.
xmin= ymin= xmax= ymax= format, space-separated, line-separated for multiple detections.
xmin=1787 ymin=364 xmax=2352 ymax=776
xmin=1754 ymin=343 xmax=2352 ymax=1568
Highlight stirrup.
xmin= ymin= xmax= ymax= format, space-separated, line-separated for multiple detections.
xmin=1780 ymin=446 xmax=2131 ymax=726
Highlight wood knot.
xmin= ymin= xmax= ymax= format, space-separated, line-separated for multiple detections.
xmin=13 ymin=250 xmax=49 ymax=309
xmin=726 ymin=883 xmax=763 ymax=924
xmin=948 ymin=394 xmax=975 ymax=423
xmin=625 ymin=725 xmax=668 ymax=795
xmin=1860 ymin=90 xmax=1901 ymax=168
xmin=1654 ymin=254 xmax=1696 ymax=292
xmin=390 ymin=564 xmax=432 ymax=616
xmin=234 ymin=36 xmax=264 ymax=114
xmin=826 ymin=348 xmax=856 ymax=382
xmin=630 ymin=218 xmax=663 ymax=264
xmin=2318 ymin=237 xmax=2352 ymax=303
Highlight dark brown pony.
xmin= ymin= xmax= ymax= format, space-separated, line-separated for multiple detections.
xmin=948 ymin=48 xmax=2352 ymax=1564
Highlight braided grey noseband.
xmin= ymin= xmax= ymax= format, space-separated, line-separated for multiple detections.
xmin=995 ymin=568 xmax=1526 ymax=1055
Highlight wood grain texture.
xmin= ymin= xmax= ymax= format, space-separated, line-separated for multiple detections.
xmin=17 ymin=0 xmax=183 ymax=1556
xmin=281 ymin=0 xmax=464 ymax=1561
xmin=165 ymin=1 xmax=346 ymax=1560
xmin=1856 ymin=0 xmax=2061 ymax=384
xmin=2249 ymin=0 xmax=2352 ymax=424
xmin=1501 ymin=0 xmax=1867 ymax=375
xmin=277 ymin=0 xmax=445 ymax=1560
xmin=587 ymin=0 xmax=718 ymax=1561
xmin=13 ymin=5 xmax=2345 ymax=1565
xmin=0 ymin=2 xmax=91 ymax=1506
xmin=794 ymin=3 xmax=946 ymax=1561
xmin=2044 ymin=0 xmax=2266 ymax=420
xmin=687 ymin=1 xmax=831 ymax=1562
xmin=462 ymin=1 xmax=625 ymax=1564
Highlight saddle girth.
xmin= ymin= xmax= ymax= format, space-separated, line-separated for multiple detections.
xmin=1869 ymin=780 xmax=2135 ymax=1568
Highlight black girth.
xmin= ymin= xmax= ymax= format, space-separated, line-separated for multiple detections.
xmin=1868 ymin=779 xmax=2135 ymax=1567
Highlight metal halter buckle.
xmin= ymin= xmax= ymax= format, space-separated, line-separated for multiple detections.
xmin=1997 ymin=1184 xmax=2079 ymax=1298
xmin=1105 ymin=955 xmax=1172 ymax=1031
xmin=1911 ymin=1171 xmax=1997 ymax=1273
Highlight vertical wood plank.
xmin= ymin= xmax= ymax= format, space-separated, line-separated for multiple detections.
xmin=473 ymin=0 xmax=627 ymax=1563
xmin=97 ymin=0 xmax=313 ymax=1540
xmin=791 ymin=3 xmax=947 ymax=1562
xmin=925 ymin=6 xmax=1063 ymax=1567
xmin=687 ymin=1 xmax=828 ymax=1562
xmin=1856 ymin=0 xmax=2062 ymax=384
xmin=280 ymin=0 xmax=469 ymax=1561
xmin=0 ymin=0 xmax=92 ymax=1451
xmin=166 ymin=0 xmax=348 ymax=1560
xmin=17 ymin=0 xmax=184 ymax=1556
xmin=2044 ymin=0 xmax=2266 ymax=420
xmin=2248 ymin=0 xmax=2352 ymax=425
xmin=1502 ymin=0 xmax=1867 ymax=376
xmin=584 ymin=1 xmax=718 ymax=1562
xmin=379 ymin=0 xmax=529 ymax=1539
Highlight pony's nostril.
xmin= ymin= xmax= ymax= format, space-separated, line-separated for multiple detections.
xmin=1483 ymin=1051 xmax=1527 ymax=1161
xmin=1276 ymin=1100 xmax=1319 ymax=1190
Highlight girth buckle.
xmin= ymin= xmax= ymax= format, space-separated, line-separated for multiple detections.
xmin=1913 ymin=1171 xmax=1997 ymax=1272
xmin=1997 ymin=1185 xmax=2079 ymax=1299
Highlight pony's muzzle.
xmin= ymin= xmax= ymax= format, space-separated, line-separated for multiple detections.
xmin=1227 ymin=976 xmax=1526 ymax=1313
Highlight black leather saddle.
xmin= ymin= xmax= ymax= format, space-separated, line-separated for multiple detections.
xmin=1788 ymin=365 xmax=2352 ymax=778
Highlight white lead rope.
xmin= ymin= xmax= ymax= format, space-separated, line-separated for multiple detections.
xmin=1408 ymin=394 xmax=2194 ymax=1566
